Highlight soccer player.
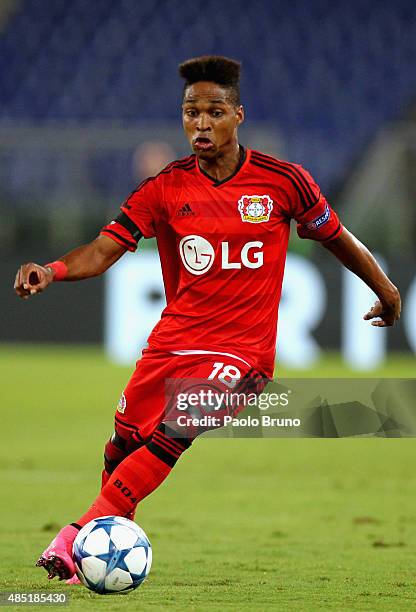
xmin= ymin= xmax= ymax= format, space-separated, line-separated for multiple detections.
xmin=14 ymin=56 xmax=401 ymax=582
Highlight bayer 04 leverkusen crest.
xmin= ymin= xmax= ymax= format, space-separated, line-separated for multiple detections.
xmin=238 ymin=195 xmax=273 ymax=223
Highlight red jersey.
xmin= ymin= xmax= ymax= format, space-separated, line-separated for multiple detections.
xmin=101 ymin=148 xmax=343 ymax=377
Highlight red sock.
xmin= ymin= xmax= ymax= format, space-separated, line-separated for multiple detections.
xmin=101 ymin=467 xmax=135 ymax=522
xmin=101 ymin=431 xmax=133 ymax=488
xmin=101 ymin=468 xmax=110 ymax=489
xmin=77 ymin=424 xmax=191 ymax=527
xmin=100 ymin=431 xmax=145 ymax=519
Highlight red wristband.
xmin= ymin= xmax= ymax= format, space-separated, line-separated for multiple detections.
xmin=45 ymin=261 xmax=68 ymax=281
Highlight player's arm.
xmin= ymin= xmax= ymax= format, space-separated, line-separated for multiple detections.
xmin=322 ymin=227 xmax=401 ymax=327
xmin=15 ymin=172 xmax=161 ymax=300
xmin=14 ymin=235 xmax=126 ymax=299
xmin=289 ymin=164 xmax=401 ymax=328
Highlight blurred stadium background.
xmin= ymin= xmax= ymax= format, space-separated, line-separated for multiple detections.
xmin=1 ymin=0 xmax=415 ymax=372
xmin=1 ymin=4 xmax=416 ymax=608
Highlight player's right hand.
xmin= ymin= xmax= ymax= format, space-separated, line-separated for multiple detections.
xmin=14 ymin=263 xmax=54 ymax=299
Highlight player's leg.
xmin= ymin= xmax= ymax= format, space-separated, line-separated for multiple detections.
xmin=101 ymin=427 xmax=146 ymax=520
xmin=37 ymin=352 xmax=263 ymax=580
xmin=52 ymin=428 xmax=146 ymax=583
xmin=36 ymin=422 xmax=192 ymax=580
xmin=76 ymin=354 xmax=267 ymax=523
xmin=36 ymin=351 xmax=176 ymax=580
xmin=75 ymin=422 xmax=192 ymax=526
xmin=98 ymin=352 xmax=180 ymax=519
xmin=36 ymin=435 xmax=149 ymax=579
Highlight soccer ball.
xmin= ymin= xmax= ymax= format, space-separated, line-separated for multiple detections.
xmin=72 ymin=516 xmax=152 ymax=594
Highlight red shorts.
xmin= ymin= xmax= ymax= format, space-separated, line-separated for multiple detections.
xmin=114 ymin=349 xmax=266 ymax=442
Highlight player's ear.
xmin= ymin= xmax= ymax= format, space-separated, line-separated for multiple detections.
xmin=236 ymin=105 xmax=244 ymax=126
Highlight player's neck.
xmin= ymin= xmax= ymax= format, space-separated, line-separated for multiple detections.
xmin=197 ymin=143 xmax=243 ymax=182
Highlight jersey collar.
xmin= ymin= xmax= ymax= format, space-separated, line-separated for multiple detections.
xmin=196 ymin=145 xmax=251 ymax=187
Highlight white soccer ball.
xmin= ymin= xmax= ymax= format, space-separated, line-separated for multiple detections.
xmin=72 ymin=516 xmax=152 ymax=594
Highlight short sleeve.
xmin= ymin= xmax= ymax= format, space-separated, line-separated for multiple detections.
xmin=290 ymin=165 xmax=343 ymax=243
xmin=101 ymin=177 xmax=161 ymax=251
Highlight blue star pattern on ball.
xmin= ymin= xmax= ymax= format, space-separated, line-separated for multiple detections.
xmin=72 ymin=516 xmax=152 ymax=594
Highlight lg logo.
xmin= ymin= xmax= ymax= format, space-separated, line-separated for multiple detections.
xmin=179 ymin=236 xmax=215 ymax=275
xmin=179 ymin=235 xmax=264 ymax=276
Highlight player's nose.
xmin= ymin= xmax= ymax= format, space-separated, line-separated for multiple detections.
xmin=196 ymin=114 xmax=211 ymax=131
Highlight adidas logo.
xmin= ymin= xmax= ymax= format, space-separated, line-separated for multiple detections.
xmin=177 ymin=203 xmax=195 ymax=216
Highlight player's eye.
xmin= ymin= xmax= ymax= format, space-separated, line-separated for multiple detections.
xmin=211 ymin=110 xmax=223 ymax=118
xmin=185 ymin=109 xmax=197 ymax=117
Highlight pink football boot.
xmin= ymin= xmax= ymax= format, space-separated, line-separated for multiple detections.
xmin=36 ymin=524 xmax=79 ymax=580
xmin=65 ymin=575 xmax=81 ymax=585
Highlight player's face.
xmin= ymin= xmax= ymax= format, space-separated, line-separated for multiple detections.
xmin=182 ymin=82 xmax=244 ymax=160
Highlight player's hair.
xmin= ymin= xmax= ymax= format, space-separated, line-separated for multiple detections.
xmin=178 ymin=55 xmax=241 ymax=106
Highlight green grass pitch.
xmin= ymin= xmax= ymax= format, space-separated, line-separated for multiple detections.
xmin=1 ymin=344 xmax=416 ymax=611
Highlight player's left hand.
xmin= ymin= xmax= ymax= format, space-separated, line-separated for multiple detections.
xmin=363 ymin=297 xmax=401 ymax=327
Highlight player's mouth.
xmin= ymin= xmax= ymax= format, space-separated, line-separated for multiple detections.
xmin=193 ymin=137 xmax=215 ymax=152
